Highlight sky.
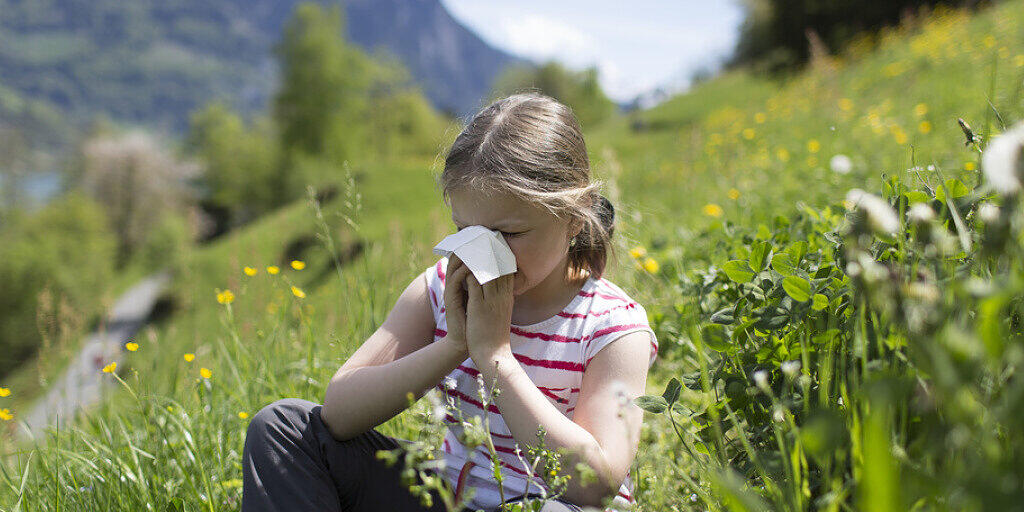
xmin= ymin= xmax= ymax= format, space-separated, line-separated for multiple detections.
xmin=439 ymin=0 xmax=746 ymax=105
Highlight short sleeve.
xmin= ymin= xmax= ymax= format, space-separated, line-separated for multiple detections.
xmin=422 ymin=257 xmax=448 ymax=326
xmin=582 ymin=301 xmax=659 ymax=371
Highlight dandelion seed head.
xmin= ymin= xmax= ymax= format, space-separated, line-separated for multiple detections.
xmin=830 ymin=154 xmax=853 ymax=174
xmin=908 ymin=203 xmax=936 ymax=224
xmin=978 ymin=203 xmax=1001 ymax=223
xmin=781 ymin=360 xmax=801 ymax=377
xmin=981 ymin=121 xmax=1024 ymax=195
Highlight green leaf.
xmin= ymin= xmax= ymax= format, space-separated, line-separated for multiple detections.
xmin=786 ymin=241 xmax=807 ymax=264
xmin=722 ymin=260 xmax=755 ymax=283
xmin=701 ymin=324 xmax=732 ymax=352
xmin=812 ymin=293 xmax=829 ymax=311
xmin=904 ymin=190 xmax=930 ymax=204
xmin=782 ymin=276 xmax=812 ymax=302
xmin=748 ymin=240 xmax=771 ymax=272
xmin=662 ymin=378 xmax=682 ymax=405
xmin=634 ymin=395 xmax=668 ymax=414
xmin=771 ymin=253 xmax=796 ymax=276
xmin=711 ymin=307 xmax=736 ymax=324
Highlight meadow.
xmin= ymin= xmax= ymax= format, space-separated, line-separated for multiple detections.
xmin=3 ymin=1 xmax=1024 ymax=510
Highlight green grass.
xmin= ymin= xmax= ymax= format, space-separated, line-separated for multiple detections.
xmin=3 ymin=1 xmax=1024 ymax=510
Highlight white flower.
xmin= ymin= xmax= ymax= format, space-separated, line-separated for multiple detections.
xmin=978 ymin=203 xmax=1001 ymax=223
xmin=981 ymin=121 xmax=1024 ymax=195
xmin=907 ymin=203 xmax=935 ymax=223
xmin=846 ymin=188 xmax=900 ymax=234
xmin=781 ymin=360 xmax=801 ymax=378
xmin=830 ymin=154 xmax=853 ymax=174
xmin=442 ymin=376 xmax=458 ymax=390
xmin=772 ymin=406 xmax=786 ymax=423
xmin=752 ymin=370 xmax=769 ymax=391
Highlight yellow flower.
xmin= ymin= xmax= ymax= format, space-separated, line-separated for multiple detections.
xmin=838 ymin=98 xmax=854 ymax=111
xmin=893 ymin=129 xmax=908 ymax=145
xmin=0 ymin=408 xmax=12 ymax=421
xmin=807 ymin=139 xmax=821 ymax=153
xmin=703 ymin=203 xmax=724 ymax=218
xmin=290 ymin=260 xmax=306 ymax=270
xmin=1015 ymin=54 xmax=1024 ymax=67
xmin=102 ymin=362 xmax=117 ymax=374
xmin=728 ymin=188 xmax=741 ymax=200
xmin=643 ymin=258 xmax=660 ymax=273
xmin=776 ymin=148 xmax=791 ymax=162
xmin=200 ymin=368 xmax=213 ymax=379
xmin=983 ymin=35 xmax=996 ymax=48
xmin=183 ymin=353 xmax=195 ymax=362
xmin=965 ymin=161 xmax=977 ymax=171
xmin=166 ymin=406 xmax=174 ymax=413
xmin=918 ymin=121 xmax=932 ymax=134
xmin=742 ymin=128 xmax=756 ymax=140
xmin=629 ymin=246 xmax=647 ymax=259
xmin=549 ymin=469 xmax=558 ymax=477
xmin=291 ymin=286 xmax=306 ymax=299
xmin=0 ymin=387 xmax=10 ymax=397
xmin=243 ymin=266 xmax=258 ymax=276
xmin=267 ymin=266 xmax=280 ymax=275
xmin=914 ymin=103 xmax=928 ymax=116
xmin=806 ymin=156 xmax=819 ymax=167
xmin=842 ymin=199 xmax=855 ymax=210
xmin=216 ymin=289 xmax=235 ymax=305
xmin=754 ymin=112 xmax=767 ymax=124
xmin=238 ymin=411 xmax=250 ymax=420
xmin=126 ymin=342 xmax=139 ymax=352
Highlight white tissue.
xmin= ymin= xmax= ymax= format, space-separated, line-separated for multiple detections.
xmin=432 ymin=225 xmax=518 ymax=284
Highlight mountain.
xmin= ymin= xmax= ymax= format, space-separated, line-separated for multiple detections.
xmin=0 ymin=0 xmax=530 ymax=150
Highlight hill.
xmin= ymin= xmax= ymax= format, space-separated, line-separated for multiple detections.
xmin=3 ymin=1 xmax=1024 ymax=510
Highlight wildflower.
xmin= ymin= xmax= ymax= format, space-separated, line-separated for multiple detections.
xmin=643 ymin=258 xmax=659 ymax=273
xmin=238 ymin=412 xmax=250 ymax=420
xmin=978 ymin=203 xmax=1001 ymax=223
xmin=183 ymin=353 xmax=195 ymax=362
xmin=102 ymin=362 xmax=117 ymax=374
xmin=830 ymin=154 xmax=853 ymax=174
xmin=838 ymin=98 xmax=854 ymax=111
xmin=981 ymin=121 xmax=1024 ymax=195
xmin=893 ymin=129 xmax=908 ymax=145
xmin=166 ymin=406 xmax=174 ymax=413
xmin=243 ymin=266 xmax=258 ymax=276
xmin=807 ymin=139 xmax=820 ymax=153
xmin=846 ymin=189 xmax=901 ymax=235
xmin=0 ymin=387 xmax=9 ymax=397
xmin=216 ymin=289 xmax=235 ymax=305
xmin=267 ymin=266 xmax=280 ymax=275
xmin=728 ymin=188 xmax=741 ymax=200
xmin=0 ymin=408 xmax=12 ymax=421
xmin=806 ymin=156 xmax=818 ymax=167
xmin=742 ymin=128 xmax=755 ymax=140
xmin=291 ymin=260 xmax=306 ymax=270
xmin=776 ymin=148 xmax=791 ymax=162
xmin=200 ymin=368 xmax=213 ymax=379
xmin=772 ymin=406 xmax=785 ymax=423
xmin=629 ymin=246 xmax=647 ymax=259
xmin=965 ymin=161 xmax=977 ymax=171
xmin=442 ymin=376 xmax=458 ymax=390
xmin=126 ymin=342 xmax=138 ymax=352
xmin=1016 ymin=55 xmax=1024 ymax=67
xmin=908 ymin=203 xmax=936 ymax=224
xmin=983 ymin=35 xmax=996 ymax=48
xmin=754 ymin=112 xmax=767 ymax=124
xmin=781 ymin=360 xmax=801 ymax=378
xmin=914 ymin=103 xmax=928 ymax=116
xmin=291 ymin=286 xmax=306 ymax=299
xmin=752 ymin=370 xmax=770 ymax=392
xmin=702 ymin=204 xmax=724 ymax=218
xmin=919 ymin=121 xmax=932 ymax=134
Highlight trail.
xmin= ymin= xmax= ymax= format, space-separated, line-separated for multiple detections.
xmin=18 ymin=271 xmax=171 ymax=441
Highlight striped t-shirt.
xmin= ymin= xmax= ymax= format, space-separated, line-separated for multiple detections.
xmin=422 ymin=256 xmax=659 ymax=511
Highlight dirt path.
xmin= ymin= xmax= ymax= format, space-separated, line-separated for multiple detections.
xmin=17 ymin=271 xmax=171 ymax=442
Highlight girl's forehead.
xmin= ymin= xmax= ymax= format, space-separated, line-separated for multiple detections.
xmin=449 ymin=188 xmax=542 ymax=223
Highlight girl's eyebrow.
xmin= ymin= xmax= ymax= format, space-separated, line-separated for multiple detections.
xmin=451 ymin=216 xmax=521 ymax=229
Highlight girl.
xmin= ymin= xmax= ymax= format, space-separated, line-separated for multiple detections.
xmin=241 ymin=92 xmax=659 ymax=512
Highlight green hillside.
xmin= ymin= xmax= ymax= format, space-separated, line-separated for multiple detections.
xmin=3 ymin=1 xmax=1024 ymax=510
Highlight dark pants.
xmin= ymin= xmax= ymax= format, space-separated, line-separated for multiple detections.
xmin=241 ymin=398 xmax=585 ymax=512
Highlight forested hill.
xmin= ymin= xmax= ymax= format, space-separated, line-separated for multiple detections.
xmin=0 ymin=0 xmax=527 ymax=146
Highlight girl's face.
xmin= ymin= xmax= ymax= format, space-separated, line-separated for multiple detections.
xmin=448 ymin=187 xmax=582 ymax=300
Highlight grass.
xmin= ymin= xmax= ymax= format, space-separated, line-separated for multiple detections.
xmin=3 ymin=0 xmax=1024 ymax=510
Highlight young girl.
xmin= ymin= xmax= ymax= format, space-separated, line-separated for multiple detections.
xmin=241 ymin=92 xmax=659 ymax=512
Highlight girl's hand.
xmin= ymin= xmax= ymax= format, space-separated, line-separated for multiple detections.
xmin=465 ymin=272 xmax=515 ymax=360
xmin=442 ymin=255 xmax=472 ymax=353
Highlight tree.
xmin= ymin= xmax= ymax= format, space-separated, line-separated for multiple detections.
xmin=489 ymin=60 xmax=617 ymax=129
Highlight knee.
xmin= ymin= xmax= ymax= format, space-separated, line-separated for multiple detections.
xmin=246 ymin=398 xmax=319 ymax=447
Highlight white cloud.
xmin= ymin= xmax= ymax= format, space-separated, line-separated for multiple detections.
xmin=494 ymin=15 xmax=597 ymax=61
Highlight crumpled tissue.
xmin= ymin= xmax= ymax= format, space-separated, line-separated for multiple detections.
xmin=432 ymin=225 xmax=517 ymax=285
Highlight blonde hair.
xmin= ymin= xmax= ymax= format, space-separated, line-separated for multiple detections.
xmin=437 ymin=91 xmax=616 ymax=280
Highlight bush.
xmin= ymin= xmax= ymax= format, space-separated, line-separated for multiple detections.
xmin=0 ymin=192 xmax=117 ymax=377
